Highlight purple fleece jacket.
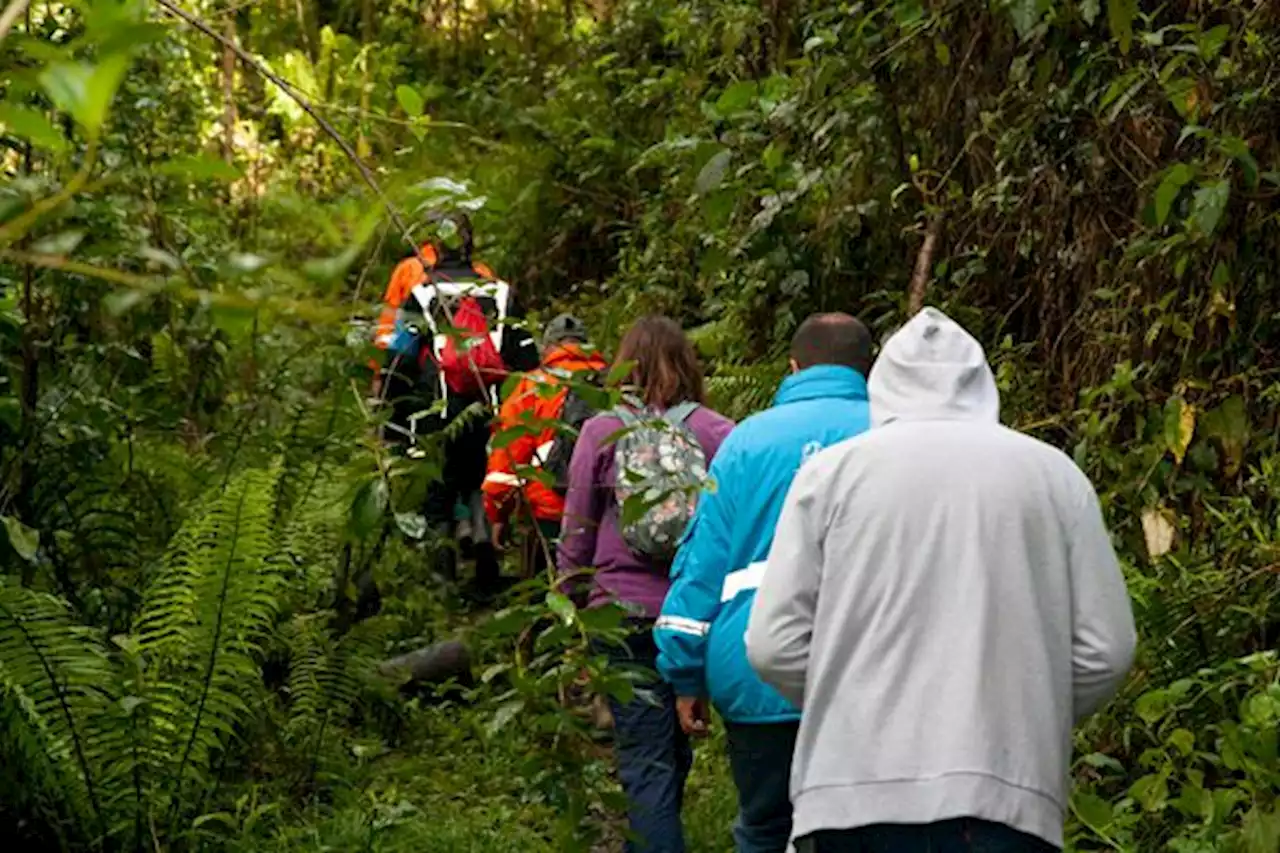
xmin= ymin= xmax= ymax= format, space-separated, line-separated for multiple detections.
xmin=556 ymin=405 xmax=735 ymax=618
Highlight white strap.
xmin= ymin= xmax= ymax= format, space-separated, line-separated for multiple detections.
xmin=720 ymin=561 xmax=768 ymax=603
xmin=655 ymin=615 xmax=711 ymax=638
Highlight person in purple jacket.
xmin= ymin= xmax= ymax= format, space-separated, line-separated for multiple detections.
xmin=558 ymin=314 xmax=734 ymax=853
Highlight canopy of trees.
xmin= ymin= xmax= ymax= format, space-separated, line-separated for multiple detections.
xmin=1 ymin=1 xmax=1278 ymax=851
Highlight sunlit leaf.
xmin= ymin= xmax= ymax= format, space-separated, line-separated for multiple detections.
xmin=715 ymin=81 xmax=756 ymax=115
xmin=1140 ymin=507 xmax=1176 ymax=560
xmin=39 ymin=54 xmax=131 ymax=134
xmin=1071 ymin=791 xmax=1114 ymax=832
xmin=545 ymin=591 xmax=576 ymax=625
xmin=0 ymin=104 xmax=67 ymax=153
xmin=156 ymin=155 xmax=244 ymax=182
xmin=486 ymin=699 xmax=523 ymax=737
xmin=395 ymin=85 xmax=424 ymax=117
xmin=32 ymin=230 xmax=85 ymax=256
xmin=1163 ymin=395 xmax=1195 ymax=464
xmin=1 ymin=515 xmax=39 ymax=562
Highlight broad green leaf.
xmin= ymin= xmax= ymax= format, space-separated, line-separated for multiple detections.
xmin=1200 ymin=395 xmax=1248 ymax=476
xmin=1164 ymin=76 xmax=1198 ymax=122
xmin=1163 ymin=395 xmax=1195 ymax=464
xmin=545 ymin=591 xmax=576 ymax=625
xmin=715 ymin=81 xmax=757 ymax=114
xmin=349 ymin=477 xmax=389 ymax=539
xmin=1081 ymin=752 xmax=1124 ymax=773
xmin=486 ymin=699 xmax=523 ymax=737
xmin=1195 ymin=24 xmax=1231 ymax=62
xmin=1006 ymin=0 xmax=1050 ymax=39
xmin=1108 ymin=0 xmax=1137 ymax=55
xmin=1129 ymin=773 xmax=1169 ymax=812
xmin=395 ymin=85 xmax=424 ymax=117
xmin=695 ymin=148 xmax=732 ymax=196
xmin=1241 ymin=806 xmax=1280 ymax=853
xmin=0 ymin=104 xmax=67 ymax=153
xmin=1080 ymin=0 xmax=1101 ymax=25
xmin=1168 ymin=727 xmax=1195 ymax=756
xmin=762 ymin=142 xmax=784 ymax=172
xmin=1071 ymin=791 xmax=1114 ymax=831
xmin=156 ymin=155 xmax=244 ymax=182
xmin=304 ymin=243 xmax=363 ymax=282
xmin=606 ymin=359 xmax=636 ymax=388
xmin=1135 ymin=688 xmax=1170 ymax=724
xmin=1218 ymin=136 xmax=1258 ymax=188
xmin=1154 ymin=163 xmax=1194 ymax=226
xmin=1190 ymin=180 xmax=1230 ymax=237
xmin=39 ymin=53 xmax=131 ymax=134
xmin=394 ymin=512 xmax=427 ymax=539
xmin=1 ymin=515 xmax=39 ymax=562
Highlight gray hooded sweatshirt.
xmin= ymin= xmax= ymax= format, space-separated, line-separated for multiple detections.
xmin=745 ymin=308 xmax=1136 ymax=848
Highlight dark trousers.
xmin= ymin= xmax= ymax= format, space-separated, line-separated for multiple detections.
xmin=797 ymin=819 xmax=1059 ymax=853
xmin=599 ymin=625 xmax=691 ymax=853
xmin=725 ymin=721 xmax=798 ymax=853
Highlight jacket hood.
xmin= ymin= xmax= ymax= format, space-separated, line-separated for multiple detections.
xmin=868 ymin=307 xmax=999 ymax=428
xmin=543 ymin=342 xmax=606 ymax=370
xmin=774 ymin=364 xmax=868 ymax=407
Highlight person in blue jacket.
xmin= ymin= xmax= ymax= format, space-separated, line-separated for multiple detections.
xmin=655 ymin=312 xmax=873 ymax=853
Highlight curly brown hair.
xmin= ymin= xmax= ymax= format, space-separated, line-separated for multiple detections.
xmin=613 ymin=315 xmax=707 ymax=409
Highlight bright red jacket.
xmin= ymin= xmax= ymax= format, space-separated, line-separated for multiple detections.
xmin=483 ymin=343 xmax=607 ymax=524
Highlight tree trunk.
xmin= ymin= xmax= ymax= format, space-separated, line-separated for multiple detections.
xmin=379 ymin=640 xmax=473 ymax=688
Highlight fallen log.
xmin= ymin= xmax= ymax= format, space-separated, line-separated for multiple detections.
xmin=378 ymin=640 xmax=473 ymax=692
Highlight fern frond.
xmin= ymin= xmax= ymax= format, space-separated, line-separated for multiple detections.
xmin=283 ymin=613 xmax=389 ymax=744
xmin=706 ymin=362 xmax=786 ymax=421
xmin=0 ymin=580 xmax=118 ymax=839
xmin=132 ymin=467 xmax=286 ymax=826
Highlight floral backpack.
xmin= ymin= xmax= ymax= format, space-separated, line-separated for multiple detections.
xmin=611 ymin=402 xmax=707 ymax=562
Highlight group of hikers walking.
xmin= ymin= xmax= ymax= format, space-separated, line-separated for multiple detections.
xmin=373 ymin=212 xmax=1138 ymax=852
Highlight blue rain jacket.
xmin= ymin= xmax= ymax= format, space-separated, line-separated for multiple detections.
xmin=655 ymin=365 xmax=871 ymax=723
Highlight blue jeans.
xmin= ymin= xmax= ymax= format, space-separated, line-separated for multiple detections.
xmin=725 ymin=721 xmax=798 ymax=853
xmin=600 ymin=625 xmax=692 ymax=853
xmin=797 ymin=819 xmax=1059 ymax=853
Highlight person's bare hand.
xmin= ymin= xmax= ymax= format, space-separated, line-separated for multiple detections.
xmin=677 ymin=696 xmax=710 ymax=737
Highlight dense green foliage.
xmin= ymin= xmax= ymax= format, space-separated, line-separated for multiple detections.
xmin=2 ymin=0 xmax=1279 ymax=850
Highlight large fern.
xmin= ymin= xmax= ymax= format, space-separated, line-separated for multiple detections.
xmin=0 ymin=581 xmax=119 ymax=842
xmin=133 ymin=467 xmax=285 ymax=828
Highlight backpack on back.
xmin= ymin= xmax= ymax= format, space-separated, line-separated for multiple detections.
xmin=411 ymin=279 xmax=512 ymax=399
xmin=611 ymin=402 xmax=707 ymax=562
xmin=436 ymin=295 xmax=507 ymax=395
xmin=543 ymin=371 xmax=603 ymax=496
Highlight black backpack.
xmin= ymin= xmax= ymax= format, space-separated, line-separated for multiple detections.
xmin=544 ymin=371 xmax=603 ymax=496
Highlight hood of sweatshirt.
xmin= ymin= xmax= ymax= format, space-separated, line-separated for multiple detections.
xmin=868 ymin=307 xmax=1000 ymax=428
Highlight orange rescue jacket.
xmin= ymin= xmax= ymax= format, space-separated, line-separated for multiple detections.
xmin=483 ymin=343 xmax=607 ymax=524
xmin=373 ymin=243 xmax=497 ymax=350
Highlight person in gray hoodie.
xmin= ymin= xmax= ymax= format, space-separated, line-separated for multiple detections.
xmin=745 ymin=307 xmax=1136 ymax=852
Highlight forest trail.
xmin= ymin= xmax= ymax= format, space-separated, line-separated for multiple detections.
xmin=2 ymin=1 xmax=1279 ymax=851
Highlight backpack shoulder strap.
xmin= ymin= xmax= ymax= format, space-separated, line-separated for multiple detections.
xmin=663 ymin=401 xmax=699 ymax=426
xmin=612 ymin=406 xmax=641 ymax=428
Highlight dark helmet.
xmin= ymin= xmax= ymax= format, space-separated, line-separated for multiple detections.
xmin=421 ymin=209 xmax=474 ymax=262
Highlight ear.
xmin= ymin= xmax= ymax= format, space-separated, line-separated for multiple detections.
xmin=788 ymin=358 xmax=801 ymax=374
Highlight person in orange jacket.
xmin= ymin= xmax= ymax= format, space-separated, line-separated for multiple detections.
xmin=483 ymin=314 xmax=606 ymax=573
xmin=374 ymin=211 xmax=538 ymax=600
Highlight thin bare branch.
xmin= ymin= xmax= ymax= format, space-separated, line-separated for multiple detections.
xmin=0 ymin=0 xmax=31 ymax=44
